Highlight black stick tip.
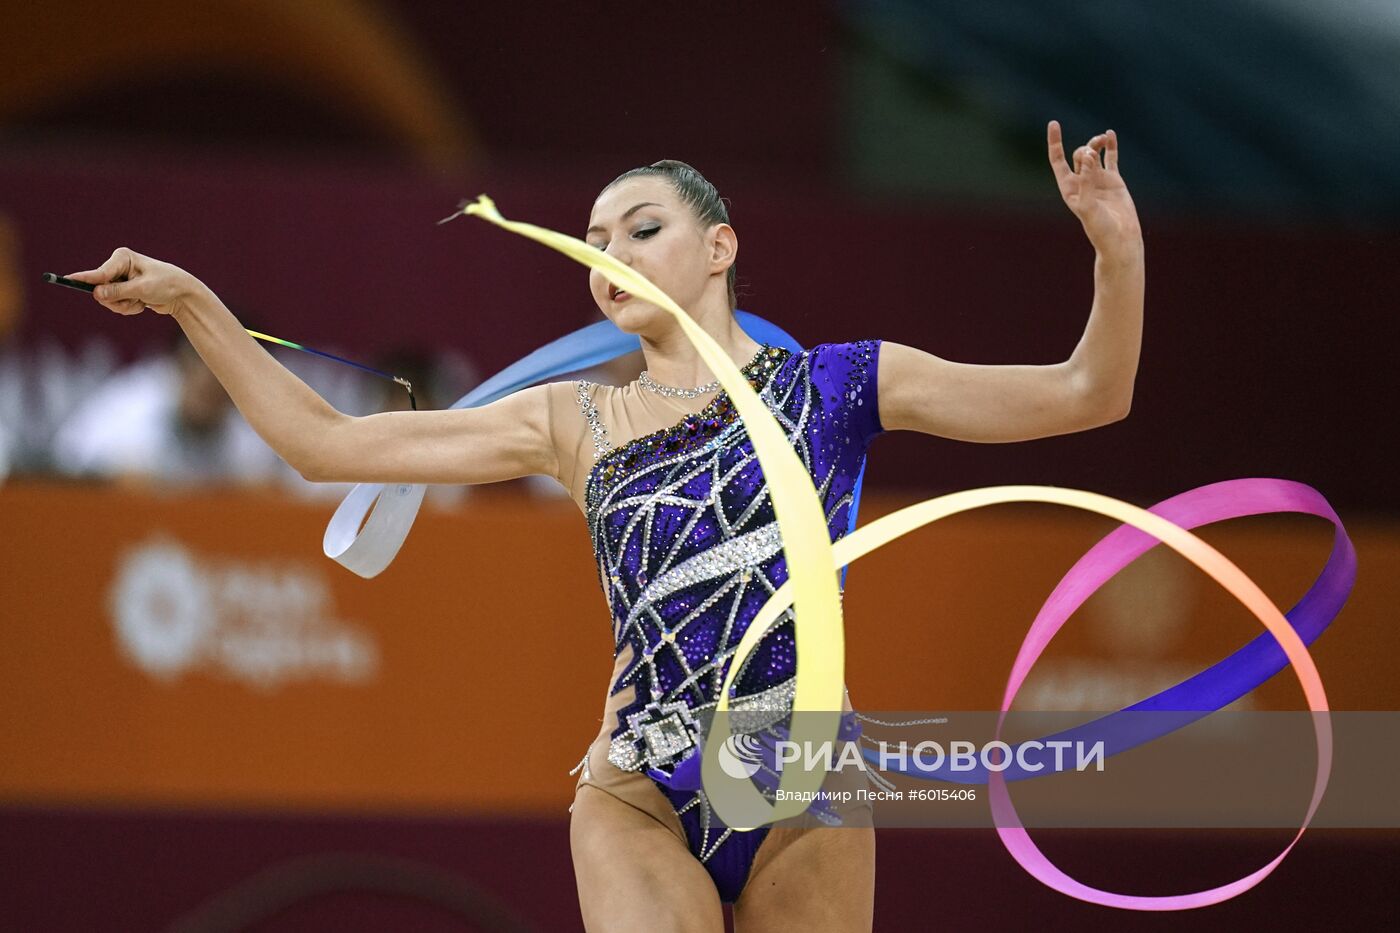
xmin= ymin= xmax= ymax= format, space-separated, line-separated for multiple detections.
xmin=42 ymin=273 xmax=96 ymax=292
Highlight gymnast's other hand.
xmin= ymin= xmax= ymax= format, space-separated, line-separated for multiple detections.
xmin=65 ymin=247 xmax=203 ymax=318
xmin=1046 ymin=121 xmax=1143 ymax=258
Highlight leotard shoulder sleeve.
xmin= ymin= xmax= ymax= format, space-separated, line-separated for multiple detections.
xmin=806 ymin=338 xmax=884 ymax=452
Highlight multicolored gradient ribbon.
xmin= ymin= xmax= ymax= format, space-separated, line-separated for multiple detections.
xmin=383 ymin=195 xmax=1350 ymax=911
xmin=243 ymin=329 xmax=418 ymax=410
xmin=865 ymin=477 xmax=1352 ymax=784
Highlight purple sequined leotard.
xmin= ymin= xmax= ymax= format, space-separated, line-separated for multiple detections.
xmin=569 ymin=339 xmax=883 ymax=903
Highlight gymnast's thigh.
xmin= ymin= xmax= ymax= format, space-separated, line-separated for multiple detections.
xmin=569 ymin=783 xmax=725 ymax=933
xmin=732 ymin=822 xmax=876 ymax=933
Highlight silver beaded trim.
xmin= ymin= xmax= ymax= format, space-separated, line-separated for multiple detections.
xmin=638 ymin=369 xmax=720 ymax=398
xmin=622 ymin=521 xmax=783 ymax=633
xmin=567 ymin=749 xmax=592 ymax=781
xmin=574 ymin=380 xmax=614 ymax=462
xmin=730 ymin=676 xmax=798 ymax=734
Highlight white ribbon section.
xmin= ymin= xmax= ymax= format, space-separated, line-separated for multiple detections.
xmin=323 ymin=481 xmax=427 ymax=579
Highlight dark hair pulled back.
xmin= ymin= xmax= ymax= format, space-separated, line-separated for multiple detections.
xmin=603 ymin=159 xmax=737 ymax=309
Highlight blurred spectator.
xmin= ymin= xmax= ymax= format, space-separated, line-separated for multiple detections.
xmin=48 ymin=331 xmax=280 ymax=490
xmin=0 ymin=211 xmax=120 ymax=483
xmin=0 ymin=212 xmax=18 ymax=482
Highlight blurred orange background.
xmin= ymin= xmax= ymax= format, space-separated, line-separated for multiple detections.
xmin=3 ymin=483 xmax=1391 ymax=817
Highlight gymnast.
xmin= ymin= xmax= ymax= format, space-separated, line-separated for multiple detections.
xmin=66 ymin=119 xmax=1143 ymax=932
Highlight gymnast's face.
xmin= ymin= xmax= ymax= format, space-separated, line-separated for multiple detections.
xmin=585 ymin=177 xmax=735 ymax=331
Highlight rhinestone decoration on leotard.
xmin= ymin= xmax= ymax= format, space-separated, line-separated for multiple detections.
xmin=576 ymin=381 xmax=614 ymax=462
xmin=577 ymin=344 xmax=779 ymax=515
xmin=638 ymin=368 xmax=721 ymax=398
xmin=573 ymin=339 xmax=883 ymax=864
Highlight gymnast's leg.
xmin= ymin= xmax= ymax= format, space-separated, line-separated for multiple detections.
xmin=570 ymin=783 xmax=724 ymax=932
xmin=732 ymin=824 xmax=876 ymax=932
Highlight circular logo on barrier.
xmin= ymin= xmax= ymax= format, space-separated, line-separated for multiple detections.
xmin=109 ymin=539 xmax=215 ymax=680
xmin=718 ymin=732 xmax=765 ymax=780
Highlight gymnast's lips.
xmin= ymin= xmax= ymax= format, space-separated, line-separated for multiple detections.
xmin=609 ymin=284 xmax=631 ymax=303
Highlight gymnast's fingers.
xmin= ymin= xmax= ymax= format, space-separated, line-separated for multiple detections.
xmin=1046 ymin=120 xmax=1072 ymax=184
xmin=96 ymin=277 xmax=145 ymax=304
xmin=91 ymin=278 xmax=148 ymax=316
xmin=1091 ymin=133 xmax=1110 ymax=168
xmin=65 ymin=246 xmax=136 ymax=287
xmin=1105 ymin=129 xmax=1119 ymax=172
xmin=111 ymin=297 xmax=148 ymax=316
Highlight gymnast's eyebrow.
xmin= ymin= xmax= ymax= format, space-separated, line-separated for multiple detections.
xmin=586 ymin=202 xmax=662 ymax=236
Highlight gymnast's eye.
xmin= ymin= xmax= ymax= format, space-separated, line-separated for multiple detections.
xmin=589 ymin=241 xmax=606 ymax=251
xmin=634 ymin=224 xmax=660 ymax=239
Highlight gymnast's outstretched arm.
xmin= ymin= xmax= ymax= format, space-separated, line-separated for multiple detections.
xmin=64 ymin=248 xmax=557 ymax=486
xmin=877 ymin=120 xmax=1144 ymax=443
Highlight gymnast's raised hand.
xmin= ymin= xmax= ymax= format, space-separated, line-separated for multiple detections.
xmin=1046 ymin=121 xmax=1142 ymax=250
xmin=872 ymin=121 xmax=1143 ymax=445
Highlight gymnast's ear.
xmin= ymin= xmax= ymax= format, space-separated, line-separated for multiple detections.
xmin=707 ymin=222 xmax=737 ymax=276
